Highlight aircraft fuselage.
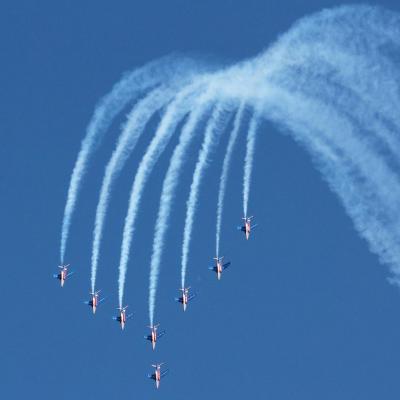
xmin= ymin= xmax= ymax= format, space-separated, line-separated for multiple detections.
xmin=245 ymin=221 xmax=251 ymax=240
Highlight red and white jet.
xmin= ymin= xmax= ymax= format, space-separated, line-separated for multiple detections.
xmin=148 ymin=363 xmax=168 ymax=389
xmin=175 ymin=287 xmax=195 ymax=311
xmin=209 ymin=256 xmax=231 ymax=280
xmin=53 ymin=264 xmax=73 ymax=287
xmin=238 ymin=216 xmax=258 ymax=240
xmin=145 ymin=324 xmax=166 ymax=350
xmin=84 ymin=290 xmax=105 ymax=314
xmin=113 ymin=305 xmax=133 ymax=330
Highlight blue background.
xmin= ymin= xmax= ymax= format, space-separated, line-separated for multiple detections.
xmin=1 ymin=1 xmax=400 ymax=399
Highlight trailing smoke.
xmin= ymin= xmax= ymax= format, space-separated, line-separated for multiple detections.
xmin=180 ymin=104 xmax=231 ymax=289
xmin=242 ymin=112 xmax=260 ymax=219
xmin=60 ymin=6 xmax=400 ymax=324
xmin=216 ymin=104 xmax=245 ymax=258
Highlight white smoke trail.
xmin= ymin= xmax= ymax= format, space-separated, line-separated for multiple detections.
xmin=90 ymin=86 xmax=175 ymax=292
xmin=259 ymin=83 xmax=400 ymax=275
xmin=117 ymin=83 xmax=207 ymax=307
xmin=242 ymin=112 xmax=260 ymax=219
xmin=181 ymin=104 xmax=230 ymax=289
xmin=66 ymin=4 xmax=400 ymax=315
xmin=148 ymin=95 xmax=215 ymax=325
xmin=248 ymin=5 xmax=400 ymax=280
xmin=215 ymin=104 xmax=245 ymax=257
xmin=60 ymin=56 xmax=202 ymax=263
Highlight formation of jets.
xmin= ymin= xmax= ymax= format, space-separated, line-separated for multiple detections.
xmin=54 ymin=215 xmax=257 ymax=388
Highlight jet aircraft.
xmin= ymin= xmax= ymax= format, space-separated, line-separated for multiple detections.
xmin=84 ymin=290 xmax=105 ymax=314
xmin=145 ymin=324 xmax=166 ymax=350
xmin=175 ymin=287 xmax=195 ymax=311
xmin=238 ymin=216 xmax=258 ymax=240
xmin=209 ymin=256 xmax=231 ymax=280
xmin=53 ymin=264 xmax=73 ymax=287
xmin=148 ymin=363 xmax=168 ymax=389
xmin=113 ymin=305 xmax=133 ymax=330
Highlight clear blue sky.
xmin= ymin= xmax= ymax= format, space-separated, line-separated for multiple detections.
xmin=1 ymin=1 xmax=400 ymax=399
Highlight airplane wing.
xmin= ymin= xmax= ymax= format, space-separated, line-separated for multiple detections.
xmin=147 ymin=374 xmax=156 ymax=381
xmin=208 ymin=266 xmax=217 ymax=271
xmin=126 ymin=313 xmax=134 ymax=320
xmin=161 ymin=369 xmax=169 ymax=378
xmin=188 ymin=293 xmax=196 ymax=301
xmin=158 ymin=330 xmax=166 ymax=338
xmin=99 ymin=297 xmax=106 ymax=304
xmin=237 ymin=226 xmax=245 ymax=231
xmin=251 ymin=224 xmax=258 ymax=229
xmin=53 ymin=274 xmax=60 ymax=279
xmin=66 ymin=271 xmax=75 ymax=278
xmin=144 ymin=335 xmax=152 ymax=341
xmin=222 ymin=262 xmax=231 ymax=270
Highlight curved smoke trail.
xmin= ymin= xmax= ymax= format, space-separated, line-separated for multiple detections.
xmin=148 ymin=94 xmax=215 ymax=325
xmin=90 ymin=86 xmax=175 ymax=293
xmin=180 ymin=104 xmax=231 ymax=289
xmin=250 ymin=5 xmax=400 ymax=280
xmin=117 ymin=82 xmax=209 ymax=307
xmin=242 ymin=113 xmax=260 ymax=218
xmin=65 ymin=5 xmax=400 ymax=321
xmin=60 ymin=56 xmax=201 ymax=263
xmin=215 ymin=104 xmax=245 ymax=257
